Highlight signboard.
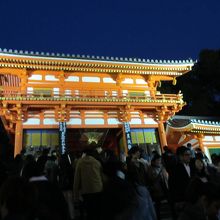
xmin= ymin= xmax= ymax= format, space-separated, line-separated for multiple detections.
xmin=59 ymin=122 xmax=67 ymax=154
xmin=124 ymin=122 xmax=132 ymax=150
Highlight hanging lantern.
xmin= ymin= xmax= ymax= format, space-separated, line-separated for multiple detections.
xmin=172 ymin=77 xmax=177 ymax=85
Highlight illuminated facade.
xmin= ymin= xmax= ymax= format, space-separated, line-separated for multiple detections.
xmin=0 ymin=49 xmax=193 ymax=156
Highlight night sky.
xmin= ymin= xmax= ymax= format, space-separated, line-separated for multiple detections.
xmin=0 ymin=0 xmax=220 ymax=60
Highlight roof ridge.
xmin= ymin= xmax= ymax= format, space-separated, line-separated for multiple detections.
xmin=0 ymin=48 xmax=195 ymax=64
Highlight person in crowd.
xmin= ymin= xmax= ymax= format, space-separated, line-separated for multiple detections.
xmin=44 ymin=154 xmax=59 ymax=185
xmin=210 ymin=155 xmax=220 ymax=184
xmin=102 ymin=159 xmax=156 ymax=220
xmin=36 ymin=148 xmax=50 ymax=175
xmin=9 ymin=154 xmax=23 ymax=177
xmin=94 ymin=144 xmax=104 ymax=160
xmin=20 ymin=149 xmax=26 ymax=161
xmin=0 ymin=160 xmax=8 ymax=187
xmin=162 ymin=145 xmax=177 ymax=176
xmin=0 ymin=176 xmax=70 ymax=220
xmin=59 ymin=153 xmax=75 ymax=220
xmin=195 ymin=147 xmax=210 ymax=164
xmin=196 ymin=151 xmax=217 ymax=180
xmin=178 ymin=180 xmax=220 ymax=220
xmin=211 ymin=154 xmax=219 ymax=166
xmin=139 ymin=147 xmax=150 ymax=168
xmin=126 ymin=146 xmax=148 ymax=187
xmin=0 ymin=177 xmax=33 ymax=220
xmin=90 ymin=142 xmax=113 ymax=166
xmin=169 ymin=146 xmax=194 ymax=218
xmin=29 ymin=179 xmax=70 ymax=220
xmin=101 ymin=160 xmax=136 ymax=220
xmin=21 ymin=159 xmax=48 ymax=182
xmin=74 ymin=147 xmax=103 ymax=220
xmin=148 ymin=153 xmax=169 ymax=219
xmin=20 ymin=154 xmax=37 ymax=179
xmin=193 ymin=158 xmax=209 ymax=183
xmin=187 ymin=143 xmax=196 ymax=159
xmin=125 ymin=146 xmax=157 ymax=220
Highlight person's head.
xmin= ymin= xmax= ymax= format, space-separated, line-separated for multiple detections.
xmin=20 ymin=149 xmax=26 ymax=155
xmin=151 ymin=154 xmax=162 ymax=167
xmin=128 ymin=146 xmax=140 ymax=160
xmin=177 ymin=146 xmax=191 ymax=164
xmin=96 ymin=146 xmax=102 ymax=154
xmin=195 ymin=158 xmax=204 ymax=171
xmin=103 ymin=161 xmax=122 ymax=178
xmin=14 ymin=154 xmax=22 ymax=163
xmin=194 ymin=158 xmax=207 ymax=178
xmin=195 ymin=147 xmax=202 ymax=153
xmin=196 ymin=151 xmax=204 ymax=160
xmin=25 ymin=154 xmax=35 ymax=164
xmin=187 ymin=143 xmax=192 ymax=149
xmin=22 ymin=161 xmax=41 ymax=180
xmin=42 ymin=148 xmax=49 ymax=156
xmin=151 ymin=150 xmax=158 ymax=156
xmin=163 ymin=146 xmax=169 ymax=152
xmin=83 ymin=147 xmax=95 ymax=157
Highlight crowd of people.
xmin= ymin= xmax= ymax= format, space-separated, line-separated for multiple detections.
xmin=0 ymin=143 xmax=220 ymax=220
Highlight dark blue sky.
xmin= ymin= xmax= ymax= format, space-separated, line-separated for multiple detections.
xmin=0 ymin=0 xmax=220 ymax=60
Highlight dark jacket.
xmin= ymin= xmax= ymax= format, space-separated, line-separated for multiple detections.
xmin=169 ymin=162 xmax=194 ymax=202
xmin=126 ymin=159 xmax=147 ymax=186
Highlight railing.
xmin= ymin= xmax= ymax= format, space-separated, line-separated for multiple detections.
xmin=0 ymin=89 xmax=183 ymax=103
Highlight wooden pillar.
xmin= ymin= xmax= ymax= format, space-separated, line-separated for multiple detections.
xmin=197 ymin=134 xmax=204 ymax=152
xmin=158 ymin=121 xmax=167 ymax=152
xmin=14 ymin=120 xmax=23 ymax=157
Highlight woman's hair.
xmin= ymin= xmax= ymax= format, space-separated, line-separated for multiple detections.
xmin=128 ymin=146 xmax=140 ymax=156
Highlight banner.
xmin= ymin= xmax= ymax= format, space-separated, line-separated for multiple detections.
xmin=123 ymin=122 xmax=132 ymax=150
xmin=59 ymin=122 xmax=67 ymax=154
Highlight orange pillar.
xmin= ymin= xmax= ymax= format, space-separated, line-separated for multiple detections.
xmin=197 ymin=134 xmax=204 ymax=152
xmin=14 ymin=120 xmax=23 ymax=157
xmin=158 ymin=121 xmax=167 ymax=152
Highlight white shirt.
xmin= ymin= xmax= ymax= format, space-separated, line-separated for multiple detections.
xmin=183 ymin=163 xmax=191 ymax=177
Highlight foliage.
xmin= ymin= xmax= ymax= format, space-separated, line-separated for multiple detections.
xmin=159 ymin=49 xmax=220 ymax=116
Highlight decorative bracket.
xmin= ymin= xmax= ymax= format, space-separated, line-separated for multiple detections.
xmin=118 ymin=105 xmax=132 ymax=122
xmin=55 ymin=104 xmax=70 ymax=122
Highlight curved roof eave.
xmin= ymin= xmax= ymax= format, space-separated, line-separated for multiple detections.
xmin=0 ymin=48 xmax=195 ymax=67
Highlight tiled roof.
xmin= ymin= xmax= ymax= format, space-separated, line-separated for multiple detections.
xmin=167 ymin=116 xmax=220 ymax=128
xmin=0 ymin=48 xmax=195 ymax=65
xmin=190 ymin=119 xmax=220 ymax=126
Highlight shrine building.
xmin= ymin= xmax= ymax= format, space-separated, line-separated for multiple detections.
xmin=166 ymin=115 xmax=220 ymax=161
xmin=0 ymin=49 xmax=194 ymax=158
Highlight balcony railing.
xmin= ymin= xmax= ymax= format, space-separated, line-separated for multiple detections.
xmin=0 ymin=88 xmax=183 ymax=103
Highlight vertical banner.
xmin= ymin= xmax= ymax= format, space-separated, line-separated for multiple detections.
xmin=123 ymin=122 xmax=132 ymax=150
xmin=59 ymin=122 xmax=67 ymax=155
